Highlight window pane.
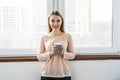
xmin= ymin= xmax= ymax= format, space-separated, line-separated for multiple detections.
xmin=65 ymin=0 xmax=112 ymax=47
xmin=0 ymin=0 xmax=47 ymax=49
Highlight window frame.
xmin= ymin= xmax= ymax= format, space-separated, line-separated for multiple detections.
xmin=0 ymin=0 xmax=120 ymax=57
xmin=58 ymin=0 xmax=120 ymax=55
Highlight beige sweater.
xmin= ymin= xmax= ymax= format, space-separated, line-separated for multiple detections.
xmin=37 ymin=33 xmax=75 ymax=78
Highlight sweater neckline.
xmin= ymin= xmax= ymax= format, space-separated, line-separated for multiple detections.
xmin=47 ymin=33 xmax=66 ymax=37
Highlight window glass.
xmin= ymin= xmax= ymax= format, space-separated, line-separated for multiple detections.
xmin=0 ymin=0 xmax=47 ymax=49
xmin=65 ymin=0 xmax=112 ymax=47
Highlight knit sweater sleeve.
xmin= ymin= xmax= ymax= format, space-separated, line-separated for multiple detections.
xmin=63 ymin=33 xmax=76 ymax=60
xmin=37 ymin=35 xmax=50 ymax=61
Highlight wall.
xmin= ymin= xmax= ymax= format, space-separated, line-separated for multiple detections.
xmin=0 ymin=60 xmax=120 ymax=80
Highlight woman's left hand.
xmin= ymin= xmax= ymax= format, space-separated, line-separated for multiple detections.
xmin=60 ymin=46 xmax=64 ymax=56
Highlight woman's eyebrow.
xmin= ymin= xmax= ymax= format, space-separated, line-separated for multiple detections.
xmin=57 ymin=19 xmax=60 ymax=21
xmin=51 ymin=19 xmax=55 ymax=21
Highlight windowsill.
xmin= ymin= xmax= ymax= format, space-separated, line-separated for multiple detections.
xmin=0 ymin=55 xmax=120 ymax=62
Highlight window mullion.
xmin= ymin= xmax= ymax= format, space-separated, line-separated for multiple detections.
xmin=58 ymin=0 xmax=64 ymax=18
xmin=112 ymin=0 xmax=120 ymax=53
xmin=47 ymin=0 xmax=54 ymax=15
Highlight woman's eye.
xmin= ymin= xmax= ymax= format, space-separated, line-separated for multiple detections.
xmin=51 ymin=20 xmax=54 ymax=22
xmin=57 ymin=20 xmax=60 ymax=22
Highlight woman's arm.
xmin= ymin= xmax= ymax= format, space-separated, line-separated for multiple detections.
xmin=37 ymin=35 xmax=57 ymax=61
xmin=37 ymin=35 xmax=51 ymax=61
xmin=62 ymin=34 xmax=76 ymax=60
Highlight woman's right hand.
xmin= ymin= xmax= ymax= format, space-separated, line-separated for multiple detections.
xmin=49 ymin=44 xmax=57 ymax=57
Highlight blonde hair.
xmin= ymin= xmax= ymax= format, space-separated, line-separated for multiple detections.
xmin=48 ymin=11 xmax=65 ymax=33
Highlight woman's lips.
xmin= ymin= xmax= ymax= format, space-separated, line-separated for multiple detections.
xmin=53 ymin=26 xmax=59 ymax=28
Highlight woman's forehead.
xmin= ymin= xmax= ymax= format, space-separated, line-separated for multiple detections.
xmin=50 ymin=15 xmax=61 ymax=20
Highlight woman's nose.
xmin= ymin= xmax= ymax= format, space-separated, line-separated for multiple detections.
xmin=54 ymin=22 xmax=58 ymax=25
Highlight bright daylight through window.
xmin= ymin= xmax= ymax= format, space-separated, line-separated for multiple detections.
xmin=65 ymin=0 xmax=112 ymax=48
xmin=0 ymin=0 xmax=114 ymax=55
xmin=0 ymin=0 xmax=47 ymax=49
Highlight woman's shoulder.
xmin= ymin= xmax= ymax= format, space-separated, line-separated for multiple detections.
xmin=64 ymin=32 xmax=72 ymax=37
xmin=40 ymin=33 xmax=49 ymax=39
xmin=64 ymin=32 xmax=73 ymax=42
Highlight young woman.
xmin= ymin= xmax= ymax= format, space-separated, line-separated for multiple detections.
xmin=37 ymin=11 xmax=75 ymax=80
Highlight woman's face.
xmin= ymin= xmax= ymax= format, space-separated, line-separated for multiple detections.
xmin=49 ymin=15 xmax=62 ymax=31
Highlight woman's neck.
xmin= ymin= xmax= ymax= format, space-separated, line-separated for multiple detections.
xmin=50 ymin=30 xmax=64 ymax=36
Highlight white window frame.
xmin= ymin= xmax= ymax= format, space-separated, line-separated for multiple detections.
xmin=0 ymin=0 xmax=120 ymax=56
xmin=58 ymin=0 xmax=120 ymax=55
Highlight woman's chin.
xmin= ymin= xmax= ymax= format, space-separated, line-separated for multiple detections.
xmin=53 ymin=28 xmax=59 ymax=30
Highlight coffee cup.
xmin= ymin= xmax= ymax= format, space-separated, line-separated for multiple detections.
xmin=54 ymin=43 xmax=63 ymax=54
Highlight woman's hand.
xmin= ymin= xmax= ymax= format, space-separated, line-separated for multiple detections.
xmin=49 ymin=44 xmax=57 ymax=57
xmin=54 ymin=44 xmax=64 ymax=57
xmin=50 ymin=44 xmax=64 ymax=57
xmin=60 ymin=48 xmax=64 ymax=57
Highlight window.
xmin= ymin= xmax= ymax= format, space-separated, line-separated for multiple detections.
xmin=0 ymin=0 xmax=120 ymax=56
xmin=59 ymin=0 xmax=120 ymax=54
xmin=0 ymin=0 xmax=49 ymax=56
xmin=65 ymin=0 xmax=112 ymax=47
